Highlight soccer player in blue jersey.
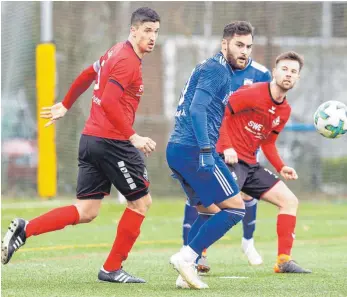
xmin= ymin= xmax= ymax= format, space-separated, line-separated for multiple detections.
xmin=181 ymin=21 xmax=272 ymax=273
xmin=167 ymin=22 xmax=252 ymax=289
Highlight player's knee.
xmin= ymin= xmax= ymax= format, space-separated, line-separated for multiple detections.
xmin=241 ymin=192 xmax=253 ymax=201
xmin=279 ymin=192 xmax=299 ymax=212
xmin=286 ymin=194 xmax=299 ymax=210
xmin=143 ymin=194 xmax=152 ymax=212
xmin=219 ymin=193 xmax=245 ymax=210
xmin=75 ymin=199 xmax=101 ymax=223
xmin=127 ymin=193 xmax=152 ymax=215
xmin=221 ymin=207 xmax=246 ymax=227
xmin=77 ymin=208 xmax=100 ymax=223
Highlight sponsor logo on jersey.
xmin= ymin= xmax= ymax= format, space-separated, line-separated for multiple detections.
xmin=243 ymin=78 xmax=254 ymax=85
xmin=248 ymin=121 xmax=263 ymax=132
xmin=272 ymin=116 xmax=280 ymax=128
xmin=268 ymin=106 xmax=276 ymax=114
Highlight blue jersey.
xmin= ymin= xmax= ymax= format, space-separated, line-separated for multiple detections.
xmin=169 ymin=52 xmax=234 ymax=148
xmin=231 ymin=58 xmax=271 ymax=92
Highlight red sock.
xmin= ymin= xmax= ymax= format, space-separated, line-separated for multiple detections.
xmin=277 ymin=214 xmax=296 ymax=256
xmin=103 ymin=208 xmax=145 ymax=272
xmin=26 ymin=205 xmax=79 ymax=238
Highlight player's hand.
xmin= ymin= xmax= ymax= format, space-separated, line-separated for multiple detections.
xmin=223 ymin=148 xmax=238 ymax=164
xmin=40 ymin=102 xmax=68 ymax=127
xmin=198 ymin=150 xmax=215 ymax=173
xmin=129 ymin=134 xmax=156 ymax=157
xmin=280 ymin=166 xmax=298 ymax=180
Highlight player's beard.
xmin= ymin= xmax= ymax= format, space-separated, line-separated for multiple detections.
xmin=277 ymin=79 xmax=295 ymax=91
xmin=226 ymin=45 xmax=247 ymax=70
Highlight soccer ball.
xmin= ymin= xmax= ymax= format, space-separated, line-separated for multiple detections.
xmin=313 ymin=100 xmax=347 ymax=139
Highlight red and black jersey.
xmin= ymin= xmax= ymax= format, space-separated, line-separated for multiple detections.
xmin=82 ymin=41 xmax=144 ymax=140
xmin=216 ymin=82 xmax=291 ymax=170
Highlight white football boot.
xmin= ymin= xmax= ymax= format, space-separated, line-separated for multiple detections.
xmin=170 ymin=246 xmax=209 ymax=289
xmin=175 ymin=275 xmax=190 ymax=289
xmin=241 ymin=238 xmax=263 ymax=265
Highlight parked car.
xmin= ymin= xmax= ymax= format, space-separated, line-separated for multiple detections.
xmin=1 ymin=90 xmax=37 ymax=194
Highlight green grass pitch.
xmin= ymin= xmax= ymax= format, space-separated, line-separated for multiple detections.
xmin=1 ymin=198 xmax=347 ymax=297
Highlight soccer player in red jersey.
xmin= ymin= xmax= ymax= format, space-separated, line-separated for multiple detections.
xmin=1 ymin=7 xmax=160 ymax=283
xmin=217 ymin=51 xmax=311 ymax=273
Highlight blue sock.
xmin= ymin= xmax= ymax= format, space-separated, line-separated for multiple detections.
xmin=187 ymin=213 xmax=211 ymax=246
xmin=189 ymin=208 xmax=245 ymax=255
xmin=187 ymin=213 xmax=211 ymax=262
xmin=242 ymin=198 xmax=258 ymax=240
xmin=182 ymin=203 xmax=198 ymax=245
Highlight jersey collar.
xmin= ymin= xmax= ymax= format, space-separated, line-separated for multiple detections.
xmin=126 ymin=40 xmax=142 ymax=62
xmin=267 ymin=82 xmax=286 ymax=105
xmin=217 ymin=52 xmax=234 ymax=75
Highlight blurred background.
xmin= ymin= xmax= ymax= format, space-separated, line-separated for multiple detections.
xmin=1 ymin=1 xmax=346 ymax=199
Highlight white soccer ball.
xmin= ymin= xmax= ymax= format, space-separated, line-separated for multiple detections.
xmin=313 ymin=100 xmax=347 ymax=139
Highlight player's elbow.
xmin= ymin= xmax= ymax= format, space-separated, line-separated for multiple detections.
xmin=189 ymin=103 xmax=206 ymax=119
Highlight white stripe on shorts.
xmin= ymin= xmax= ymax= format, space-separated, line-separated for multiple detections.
xmin=214 ymin=168 xmax=232 ymax=196
xmin=213 ymin=171 xmax=230 ymax=195
xmin=215 ymin=165 xmax=234 ymax=195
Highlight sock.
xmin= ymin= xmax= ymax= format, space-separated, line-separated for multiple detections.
xmin=26 ymin=205 xmax=79 ymax=238
xmin=180 ymin=245 xmax=199 ymax=263
xmin=187 ymin=213 xmax=211 ymax=263
xmin=182 ymin=203 xmax=198 ymax=245
xmin=277 ymin=214 xmax=296 ymax=256
xmin=103 ymin=208 xmax=145 ymax=272
xmin=242 ymin=198 xmax=258 ymax=240
xmin=189 ymin=208 xmax=245 ymax=255
xmin=187 ymin=213 xmax=211 ymax=246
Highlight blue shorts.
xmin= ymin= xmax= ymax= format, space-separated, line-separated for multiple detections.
xmin=166 ymin=142 xmax=240 ymax=207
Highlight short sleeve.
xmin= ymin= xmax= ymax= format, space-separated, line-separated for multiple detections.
xmin=228 ymin=85 xmax=253 ymax=113
xmin=109 ymin=58 xmax=135 ymax=90
xmin=196 ymin=64 xmax=227 ymax=97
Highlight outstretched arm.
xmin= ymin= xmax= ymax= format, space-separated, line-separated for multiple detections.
xmin=40 ymin=64 xmax=97 ymax=126
xmin=62 ymin=64 xmax=97 ymax=109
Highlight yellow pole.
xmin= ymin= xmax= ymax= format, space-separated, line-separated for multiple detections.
xmin=36 ymin=43 xmax=57 ymax=198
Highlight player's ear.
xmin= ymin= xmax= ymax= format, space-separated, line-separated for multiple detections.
xmin=221 ymin=39 xmax=227 ymax=51
xmin=130 ymin=25 xmax=137 ymax=38
xmin=272 ymin=68 xmax=276 ymax=78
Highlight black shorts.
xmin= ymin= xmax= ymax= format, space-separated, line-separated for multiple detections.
xmin=76 ymin=134 xmax=150 ymax=201
xmin=225 ymin=159 xmax=280 ymax=199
